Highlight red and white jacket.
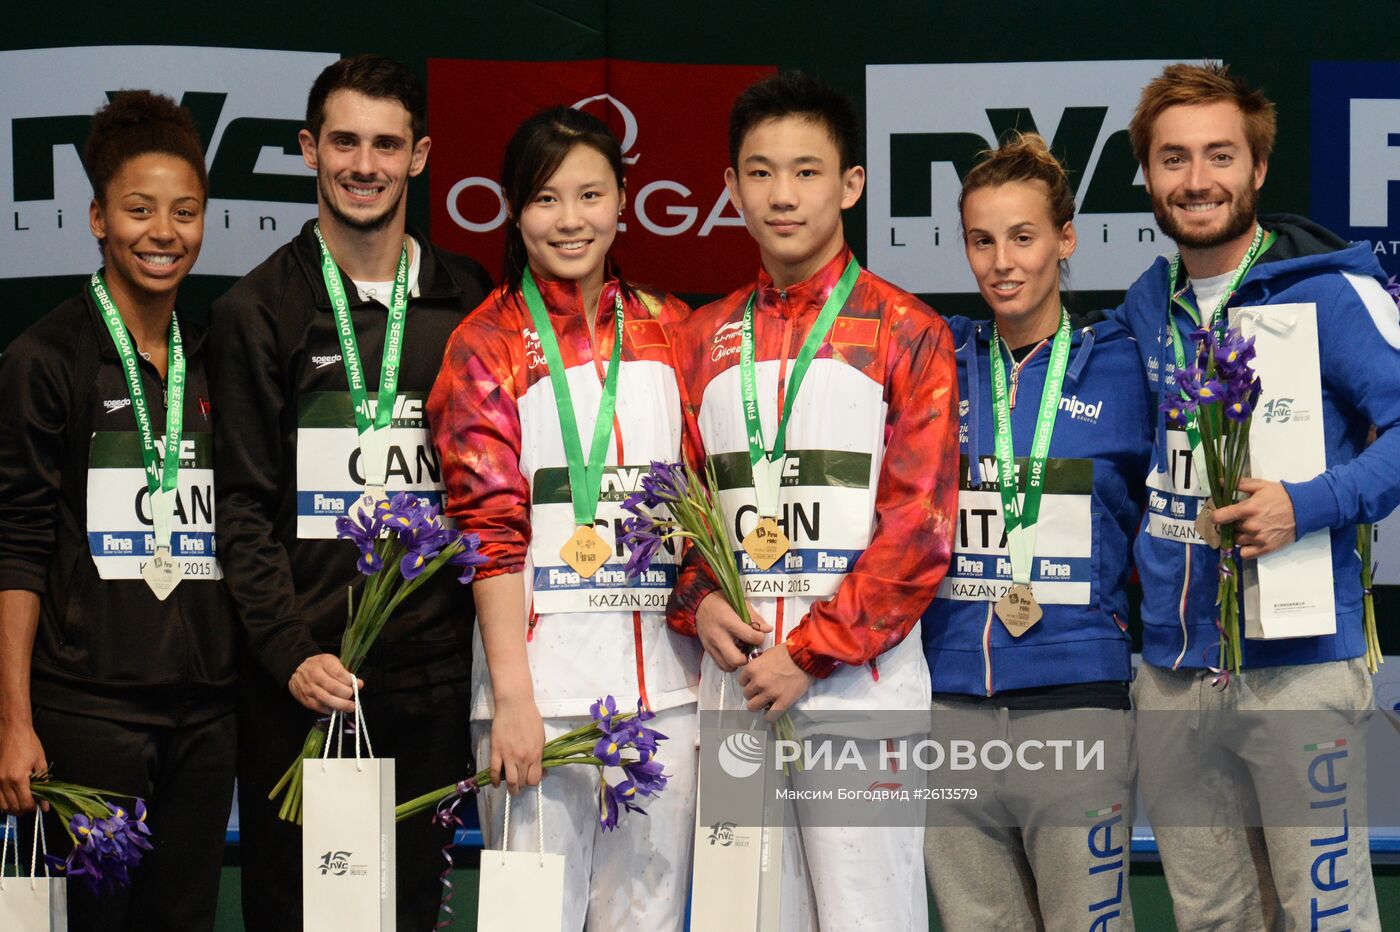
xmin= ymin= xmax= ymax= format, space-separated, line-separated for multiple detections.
xmin=428 ymin=275 xmax=701 ymax=720
xmin=668 ymin=248 xmax=960 ymax=711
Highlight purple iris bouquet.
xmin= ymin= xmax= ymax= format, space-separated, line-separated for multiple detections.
xmin=395 ymin=695 xmax=667 ymax=831
xmin=620 ymin=461 xmax=798 ymax=748
xmin=27 ymin=771 xmax=151 ymax=895
xmin=269 ymin=492 xmax=486 ymax=823
xmin=1162 ymin=326 xmax=1261 ymax=680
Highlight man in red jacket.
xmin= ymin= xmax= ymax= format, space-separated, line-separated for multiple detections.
xmin=667 ymin=71 xmax=960 ymax=931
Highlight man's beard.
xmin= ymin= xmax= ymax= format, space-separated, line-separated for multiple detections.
xmin=319 ymin=171 xmax=401 ymax=233
xmin=1152 ymin=182 xmax=1258 ymax=250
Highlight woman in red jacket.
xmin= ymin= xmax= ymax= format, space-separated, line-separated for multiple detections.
xmin=427 ymin=106 xmax=700 ymax=932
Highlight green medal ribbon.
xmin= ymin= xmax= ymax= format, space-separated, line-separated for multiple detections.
xmin=740 ymin=258 xmax=861 ymax=517
xmin=89 ymin=272 xmax=185 ymax=554
xmin=988 ymin=309 xmax=1072 ymax=587
xmin=313 ymin=223 xmax=408 ymax=493
xmin=1165 ymin=224 xmax=1274 ymax=467
xmin=521 ymin=267 xmax=625 ymax=528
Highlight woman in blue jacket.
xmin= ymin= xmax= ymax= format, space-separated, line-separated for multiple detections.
xmin=921 ymin=133 xmax=1152 ymax=931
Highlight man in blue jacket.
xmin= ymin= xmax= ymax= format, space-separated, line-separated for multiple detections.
xmin=1118 ymin=62 xmax=1400 ymax=930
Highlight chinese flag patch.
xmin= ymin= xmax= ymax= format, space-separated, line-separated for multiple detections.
xmin=832 ymin=316 xmax=879 ymax=346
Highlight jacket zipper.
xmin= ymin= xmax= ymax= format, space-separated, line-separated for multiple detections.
xmin=981 ymin=602 xmax=995 ymax=695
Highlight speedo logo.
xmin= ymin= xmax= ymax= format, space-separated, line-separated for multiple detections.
xmin=103 ymin=398 xmax=131 ymax=414
xmin=711 ymin=319 xmax=743 ymax=362
xmin=312 ymin=354 xmax=343 ymax=370
xmin=1059 ymin=394 xmax=1102 ymax=424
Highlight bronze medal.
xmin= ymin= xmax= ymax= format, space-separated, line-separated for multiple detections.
xmin=742 ymin=516 xmax=790 ymax=571
xmin=141 ymin=546 xmax=184 ymax=601
xmin=1194 ymin=498 xmax=1222 ymax=549
xmin=561 ymin=524 xmax=608 ymax=578
xmin=995 ymin=584 xmax=1043 ymax=637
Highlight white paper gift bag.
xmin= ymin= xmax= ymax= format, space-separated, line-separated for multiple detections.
xmin=303 ymin=684 xmax=395 ymax=932
xmin=0 ymin=814 xmax=68 ymax=931
xmin=477 ymin=786 xmax=565 ymax=932
xmin=691 ymin=678 xmax=785 ymax=932
xmin=1232 ymin=303 xmax=1337 ymax=639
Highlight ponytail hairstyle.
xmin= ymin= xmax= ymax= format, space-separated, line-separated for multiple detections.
xmin=958 ymin=131 xmax=1075 ymax=231
xmin=500 ymin=105 xmax=632 ymax=300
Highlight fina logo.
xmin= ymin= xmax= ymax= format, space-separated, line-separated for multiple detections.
xmin=716 ymin=732 xmax=765 ymax=779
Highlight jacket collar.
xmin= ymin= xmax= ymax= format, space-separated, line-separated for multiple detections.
xmin=753 ymin=245 xmax=855 ymax=319
xmin=517 ymin=269 xmax=623 ymax=325
xmin=291 ymin=218 xmax=463 ymax=310
xmin=84 ymin=275 xmax=207 ymax=362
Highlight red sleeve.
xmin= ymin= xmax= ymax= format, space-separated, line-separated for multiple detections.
xmin=664 ymin=311 xmax=720 ymax=637
xmin=426 ymin=305 xmax=530 ymax=579
xmin=784 ymin=309 xmax=960 ymax=678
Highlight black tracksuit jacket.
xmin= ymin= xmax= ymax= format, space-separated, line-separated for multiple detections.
xmin=207 ymin=220 xmax=490 ymax=692
xmin=0 ymin=287 xmax=237 ymax=725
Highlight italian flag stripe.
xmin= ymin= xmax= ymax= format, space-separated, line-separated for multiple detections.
xmin=1085 ymin=803 xmax=1122 ymax=819
xmin=1304 ymin=739 xmax=1347 ymax=752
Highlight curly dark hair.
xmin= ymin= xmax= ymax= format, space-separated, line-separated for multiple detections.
xmin=84 ymin=90 xmax=207 ymax=204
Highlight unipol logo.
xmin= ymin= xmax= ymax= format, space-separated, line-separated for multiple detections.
xmin=0 ymin=46 xmax=338 ymax=279
xmin=866 ymin=60 xmax=1183 ymax=293
xmin=428 ymin=58 xmax=774 ymax=293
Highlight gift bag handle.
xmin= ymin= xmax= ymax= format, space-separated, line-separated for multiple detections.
xmin=500 ymin=785 xmax=546 ymax=866
xmin=320 ymin=675 xmax=376 ymax=772
xmin=1 ymin=812 xmax=49 ymax=890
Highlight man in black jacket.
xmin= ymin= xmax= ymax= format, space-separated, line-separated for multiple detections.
xmin=208 ymin=54 xmax=490 ymax=931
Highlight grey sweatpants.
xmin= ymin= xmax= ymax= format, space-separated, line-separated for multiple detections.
xmin=1133 ymin=658 xmax=1379 ymax=932
xmin=923 ymin=702 xmax=1135 ymax=931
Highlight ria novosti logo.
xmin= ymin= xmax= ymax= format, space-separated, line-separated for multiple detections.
xmin=865 ymin=60 xmax=1183 ymax=293
xmin=427 ymin=58 xmax=774 ymax=294
xmin=716 ymin=732 xmax=765 ymax=779
xmin=0 ymin=46 xmax=338 ymax=279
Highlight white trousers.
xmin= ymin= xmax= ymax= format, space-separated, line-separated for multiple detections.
xmin=473 ymin=703 xmax=698 ymax=932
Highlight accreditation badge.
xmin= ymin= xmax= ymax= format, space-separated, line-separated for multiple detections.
xmin=1146 ymin=426 xmax=1210 ymax=545
xmin=937 ymin=455 xmax=1093 ymax=606
xmin=710 ymin=448 xmax=873 ymax=600
xmin=295 ymin=391 xmax=444 ymax=538
xmin=528 ymin=464 xmax=678 ymax=614
xmin=85 ymin=432 xmax=221 ymax=581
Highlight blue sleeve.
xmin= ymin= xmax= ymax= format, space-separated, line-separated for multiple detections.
xmin=1282 ymin=273 xmax=1400 ymax=534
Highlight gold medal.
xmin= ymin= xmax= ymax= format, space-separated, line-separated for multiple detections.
xmin=1194 ymin=498 xmax=1222 ymax=549
xmin=742 ymin=516 xmax=790 ymax=571
xmin=995 ymin=584 xmax=1042 ymax=637
xmin=561 ymin=524 xmax=608 ymax=578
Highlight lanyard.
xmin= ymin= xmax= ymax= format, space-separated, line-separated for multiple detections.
xmin=1165 ymin=225 xmax=1273 ymax=457
xmin=988 ymin=309 xmax=1071 ymax=587
xmin=740 ymin=258 xmax=860 ymax=517
xmin=90 ymin=272 xmax=185 ymax=553
xmin=313 ymin=223 xmax=408 ymax=492
xmin=521 ymin=267 xmax=625 ymax=528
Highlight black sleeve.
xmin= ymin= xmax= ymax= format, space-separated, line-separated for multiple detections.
xmin=208 ymin=287 xmax=320 ymax=685
xmin=0 ymin=333 xmax=70 ymax=592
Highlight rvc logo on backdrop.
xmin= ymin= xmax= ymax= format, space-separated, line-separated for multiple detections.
xmin=866 ymin=60 xmax=1182 ymax=293
xmin=1310 ymin=61 xmax=1400 ymax=280
xmin=427 ymin=58 xmax=774 ymax=294
xmin=0 ymin=46 xmax=338 ymax=279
